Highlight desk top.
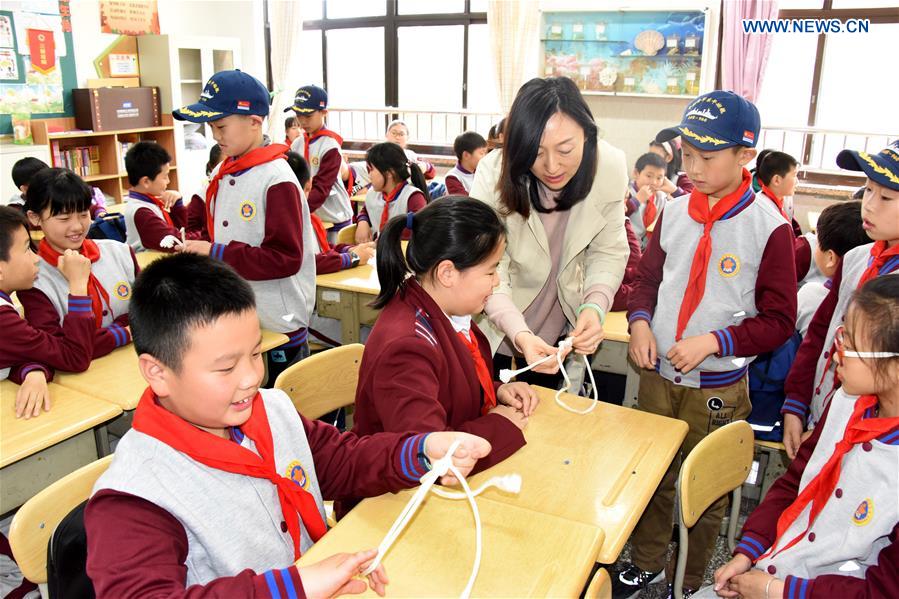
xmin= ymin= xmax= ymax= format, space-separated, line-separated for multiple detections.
xmin=604 ymin=311 xmax=630 ymax=343
xmin=299 ymin=489 xmax=604 ymax=597
xmin=316 ymin=262 xmax=380 ymax=295
xmin=1 ymin=380 xmax=122 ymax=468
xmin=465 ymin=385 xmax=687 ymax=563
xmin=135 ymin=250 xmax=167 ymax=269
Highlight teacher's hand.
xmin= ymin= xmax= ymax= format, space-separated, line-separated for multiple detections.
xmin=571 ymin=308 xmax=605 ymax=355
xmin=515 ymin=332 xmax=568 ymax=374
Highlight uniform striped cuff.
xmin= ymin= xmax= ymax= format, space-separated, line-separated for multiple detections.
xmin=781 ymin=397 xmax=809 ymax=419
xmin=712 ymin=328 xmax=736 ymax=356
xmin=20 ymin=363 xmax=50 ymax=380
xmin=784 ymin=575 xmax=813 ymax=599
xmin=340 ymin=252 xmax=352 ymax=269
xmin=734 ymin=533 xmax=769 ymax=561
xmin=260 ymin=566 xmax=305 ymax=599
xmin=282 ymin=328 xmax=308 ymax=349
xmin=67 ymin=295 xmax=94 ymax=315
xmin=628 ymin=310 xmax=652 ymax=325
xmin=397 ymin=433 xmax=431 ymax=483
xmin=355 ymin=213 xmax=371 ymax=224
xmin=107 ymin=324 xmax=130 ymax=347
xmin=210 ymin=242 xmax=227 ymax=261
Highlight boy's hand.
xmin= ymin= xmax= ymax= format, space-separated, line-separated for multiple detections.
xmin=16 ymin=370 xmax=51 ymax=419
xmin=160 ymin=190 xmax=182 ymax=210
xmin=355 ymin=222 xmax=373 ymax=244
xmin=571 ymin=308 xmax=604 ymax=355
xmin=515 ymin=331 xmax=568 ymax=374
xmin=57 ymin=249 xmax=92 ymax=296
xmin=488 ymin=404 xmax=529 ymax=431
xmin=666 ymin=333 xmax=719 ymax=374
xmin=297 ymin=549 xmax=388 ymax=598
xmin=628 ymin=320 xmax=658 ymax=369
xmin=349 ymin=243 xmax=375 ymax=264
xmin=713 ymin=554 xmax=752 ymax=598
xmin=635 ymin=185 xmax=654 ymax=205
xmin=660 ymin=178 xmax=678 ymax=195
xmin=497 ymin=382 xmax=539 ymax=416
xmin=424 ymin=432 xmax=492 ymax=485
xmin=180 ymin=240 xmax=212 ymax=256
xmin=782 ymin=413 xmax=805 ymax=460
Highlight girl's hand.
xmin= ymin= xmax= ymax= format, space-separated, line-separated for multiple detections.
xmin=16 ymin=370 xmax=51 ymax=419
xmin=571 ymin=308 xmax=604 ymax=355
xmin=355 ymin=222 xmax=373 ymax=244
xmin=488 ymin=404 xmax=529 ymax=431
xmin=515 ymin=332 xmax=568 ymax=374
xmin=728 ymin=570 xmax=783 ymax=599
xmin=713 ymin=554 xmax=752 ymax=597
xmin=297 ymin=549 xmax=388 ymax=598
xmin=57 ymin=249 xmax=92 ymax=296
xmin=497 ymin=382 xmax=539 ymax=416
xmin=666 ymin=333 xmax=719 ymax=374
xmin=628 ymin=320 xmax=658 ymax=369
xmin=424 ymin=432 xmax=492 ymax=485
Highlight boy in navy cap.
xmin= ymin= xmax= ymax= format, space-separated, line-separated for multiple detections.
xmin=781 ymin=140 xmax=899 ymax=459
xmin=619 ymin=91 xmax=798 ymax=598
xmin=175 ymin=70 xmax=316 ymax=377
xmin=285 ymin=85 xmax=353 ymax=240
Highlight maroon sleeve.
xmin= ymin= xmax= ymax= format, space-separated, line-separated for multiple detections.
xmin=783 ymin=261 xmax=843 ymax=419
xmin=676 ymin=173 xmax=694 ymax=195
xmin=444 ymin=175 xmax=468 ymax=196
xmin=85 ymin=489 xmax=298 ymax=599
xmin=355 ymin=203 xmax=370 ymax=224
xmin=216 ymin=182 xmax=303 ymax=281
xmin=314 ymin=249 xmax=346 ymax=275
xmin=421 ymin=161 xmax=436 ymax=180
xmin=612 ymin=219 xmax=642 ymax=312
xmin=711 ymin=223 xmax=797 ymax=357
xmin=0 ymin=300 xmax=94 ymax=375
xmin=133 ymin=206 xmax=183 ymax=253
xmin=170 ymin=201 xmax=188 ymax=230
xmin=626 ymin=209 xmax=667 ymax=325
xmin=187 ymin=195 xmax=209 ymax=241
xmin=306 ymin=148 xmax=341 ymax=213
xmin=362 ymin=336 xmax=525 ymax=473
xmin=9 ymin=363 xmax=53 ymax=385
xmin=795 ymin=236 xmax=812 ymax=282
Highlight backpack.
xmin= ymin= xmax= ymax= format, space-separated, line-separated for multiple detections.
xmin=748 ymin=331 xmax=802 ymax=441
xmin=87 ymin=213 xmax=126 ymax=243
xmin=46 ymin=501 xmax=95 ymax=599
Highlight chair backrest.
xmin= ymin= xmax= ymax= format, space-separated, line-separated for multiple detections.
xmin=8 ymin=455 xmax=113 ymax=584
xmin=274 ymin=343 xmax=365 ymax=419
xmin=336 ymin=223 xmax=357 ymax=246
xmin=584 ymin=567 xmax=612 ymax=599
xmin=678 ymin=420 xmax=754 ymax=528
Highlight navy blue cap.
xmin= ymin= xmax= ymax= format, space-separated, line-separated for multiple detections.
xmin=836 ymin=140 xmax=899 ymax=191
xmin=657 ymin=90 xmax=761 ymax=151
xmin=284 ymin=85 xmax=328 ymax=114
xmin=173 ymin=70 xmax=271 ymax=123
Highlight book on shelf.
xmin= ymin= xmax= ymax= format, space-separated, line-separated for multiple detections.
xmin=120 ymin=141 xmax=138 ymax=172
xmin=50 ymin=142 xmax=101 ymax=177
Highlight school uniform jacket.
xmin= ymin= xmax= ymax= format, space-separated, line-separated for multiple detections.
xmin=312 ymin=231 xmax=354 ymax=275
xmin=628 ymin=187 xmax=797 ymax=388
xmin=356 ymin=183 xmax=427 ymax=237
xmin=188 ymin=190 xmax=210 ymax=241
xmin=204 ymin=159 xmax=316 ymax=334
xmin=85 ymin=388 xmax=436 ymax=598
xmin=18 ymin=240 xmax=137 ymax=359
xmin=123 ymin=190 xmax=188 ymax=253
xmin=444 ymin=163 xmax=475 ymax=196
xmin=290 ymin=133 xmax=353 ymax=225
xmin=783 ymin=243 xmax=899 ymax=425
xmin=611 ymin=219 xmax=642 ymax=312
xmin=734 ymin=389 xmax=899 ymax=599
xmin=0 ymin=291 xmax=94 ymax=383
xmin=758 ymin=188 xmax=821 ymax=284
xmin=342 ymin=279 xmax=525 ymax=516
xmin=624 ymin=183 xmax=667 ymax=250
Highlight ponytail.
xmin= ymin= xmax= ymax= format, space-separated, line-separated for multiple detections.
xmin=371 ymin=196 xmax=506 ymax=310
xmin=407 ymin=162 xmax=431 ymax=203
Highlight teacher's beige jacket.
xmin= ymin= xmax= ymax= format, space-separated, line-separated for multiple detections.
xmin=469 ymin=140 xmax=630 ymax=354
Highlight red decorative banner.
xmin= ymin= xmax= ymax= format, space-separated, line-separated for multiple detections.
xmin=28 ymin=29 xmax=56 ymax=75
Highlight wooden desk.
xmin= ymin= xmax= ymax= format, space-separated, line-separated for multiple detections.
xmin=591 ymin=311 xmax=642 ymax=407
xmin=1 ymin=380 xmax=122 ymax=512
xmin=465 ymin=385 xmax=688 ymax=564
xmin=136 ymin=250 xmax=167 ymax=269
xmin=351 ymin=194 xmax=367 ymax=204
xmin=315 ymin=262 xmax=380 ymax=344
xmin=299 ymin=490 xmax=604 ymax=597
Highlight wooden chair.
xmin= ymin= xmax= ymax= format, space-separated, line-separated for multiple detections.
xmin=584 ymin=567 xmax=612 ymax=599
xmin=336 ymin=223 xmax=357 ymax=246
xmin=8 ymin=455 xmax=113 ymax=585
xmin=273 ymin=343 xmax=364 ymax=419
xmin=673 ymin=421 xmax=754 ymax=599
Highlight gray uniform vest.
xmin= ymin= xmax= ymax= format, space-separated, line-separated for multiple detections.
xmin=290 ymin=136 xmax=353 ymax=224
xmin=364 ymin=183 xmax=420 ymax=236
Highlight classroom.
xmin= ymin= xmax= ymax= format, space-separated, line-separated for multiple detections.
xmin=0 ymin=0 xmax=896 ymax=597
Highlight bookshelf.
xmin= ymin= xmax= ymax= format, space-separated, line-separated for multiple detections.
xmin=30 ymin=115 xmax=178 ymax=205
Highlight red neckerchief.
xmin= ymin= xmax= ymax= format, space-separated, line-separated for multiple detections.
xmin=303 ymin=128 xmax=344 ymax=163
xmin=760 ymin=182 xmax=790 ymax=222
xmin=132 ymin=387 xmax=327 ymax=559
xmin=205 ymin=144 xmax=289 ymax=241
xmin=757 ymin=394 xmax=899 ymax=562
xmin=455 ymin=330 xmax=498 ymax=415
xmin=310 ymin=213 xmax=331 ymax=254
xmin=38 ymin=238 xmax=108 ymax=327
xmin=379 ymin=182 xmax=407 ymax=231
xmin=129 ymin=190 xmax=173 ymax=227
xmin=857 ymin=241 xmax=899 ymax=287
xmin=675 ymin=169 xmax=754 ymax=341
xmin=642 ymin=191 xmax=658 ymax=234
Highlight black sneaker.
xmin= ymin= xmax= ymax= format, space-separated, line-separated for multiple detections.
xmin=664 ymin=584 xmax=695 ymax=598
xmin=611 ymin=562 xmax=664 ymax=599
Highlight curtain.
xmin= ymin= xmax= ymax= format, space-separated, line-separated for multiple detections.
xmin=721 ymin=0 xmax=779 ymax=102
xmin=487 ymin=0 xmax=540 ymax=113
xmin=267 ymin=0 xmax=304 ymax=143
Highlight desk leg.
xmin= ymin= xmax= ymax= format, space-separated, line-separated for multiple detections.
xmin=623 ymin=359 xmax=641 ymax=409
xmin=95 ymin=425 xmax=111 ymax=457
xmin=339 ymin=291 xmax=361 ymax=344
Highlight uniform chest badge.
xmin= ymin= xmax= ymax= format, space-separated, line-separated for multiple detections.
xmin=239 ymin=200 xmax=256 ymax=221
xmin=311 ymin=156 xmax=320 ymax=167
xmin=114 ymin=281 xmax=131 ymax=300
xmin=718 ymin=254 xmax=740 ymax=278
xmin=853 ymin=498 xmax=873 ymax=526
xmin=286 ymin=459 xmax=310 ymax=490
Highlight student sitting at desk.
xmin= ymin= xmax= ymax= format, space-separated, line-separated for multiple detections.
xmin=0 ymin=206 xmax=95 ymax=419
xmin=19 ymin=168 xmax=136 ymax=360
xmin=341 ymin=197 xmax=535 ymax=518
xmin=84 ymin=253 xmax=492 ymax=597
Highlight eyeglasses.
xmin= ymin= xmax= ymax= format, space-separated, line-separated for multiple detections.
xmin=834 ymin=325 xmax=899 ymax=360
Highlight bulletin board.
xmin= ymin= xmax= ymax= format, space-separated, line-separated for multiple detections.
xmin=0 ymin=0 xmax=78 ymax=135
